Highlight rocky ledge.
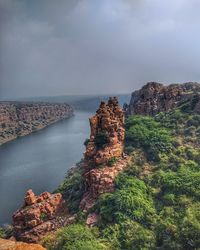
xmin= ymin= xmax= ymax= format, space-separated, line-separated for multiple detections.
xmin=0 ymin=238 xmax=46 ymax=250
xmin=12 ymin=189 xmax=73 ymax=243
xmin=125 ymin=82 xmax=200 ymax=116
xmin=80 ymin=97 xmax=130 ymax=212
xmin=0 ymin=102 xmax=73 ymax=145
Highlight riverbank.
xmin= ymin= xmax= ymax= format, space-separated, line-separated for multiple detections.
xmin=0 ymin=102 xmax=73 ymax=145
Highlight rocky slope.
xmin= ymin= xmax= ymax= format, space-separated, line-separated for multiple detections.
xmin=125 ymin=82 xmax=200 ymax=116
xmin=0 ymin=102 xmax=73 ymax=145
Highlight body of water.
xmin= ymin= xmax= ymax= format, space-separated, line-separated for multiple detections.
xmin=0 ymin=111 xmax=92 ymax=225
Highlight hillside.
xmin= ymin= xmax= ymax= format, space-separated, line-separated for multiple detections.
xmin=0 ymin=102 xmax=73 ymax=145
xmin=43 ymin=95 xmax=200 ymax=249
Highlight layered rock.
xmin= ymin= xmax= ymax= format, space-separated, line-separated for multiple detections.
xmin=0 ymin=238 xmax=46 ymax=250
xmin=126 ymin=82 xmax=200 ymax=116
xmin=13 ymin=190 xmax=68 ymax=243
xmin=80 ymin=97 xmax=129 ymax=211
xmin=0 ymin=102 xmax=73 ymax=145
xmin=84 ymin=97 xmax=125 ymax=169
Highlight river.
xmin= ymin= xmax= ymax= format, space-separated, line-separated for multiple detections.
xmin=0 ymin=111 xmax=92 ymax=225
xmin=0 ymin=94 xmax=130 ymax=225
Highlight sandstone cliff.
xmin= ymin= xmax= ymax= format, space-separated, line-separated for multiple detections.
xmin=126 ymin=82 xmax=200 ymax=116
xmin=0 ymin=102 xmax=73 ymax=145
xmin=80 ymin=97 xmax=129 ymax=212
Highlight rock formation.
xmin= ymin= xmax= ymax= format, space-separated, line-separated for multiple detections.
xmin=84 ymin=97 xmax=125 ymax=169
xmin=0 ymin=238 xmax=46 ymax=250
xmin=80 ymin=97 xmax=129 ymax=211
xmin=0 ymin=102 xmax=73 ymax=145
xmin=13 ymin=190 xmax=68 ymax=243
xmin=126 ymin=82 xmax=200 ymax=116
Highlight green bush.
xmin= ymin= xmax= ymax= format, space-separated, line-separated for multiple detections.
xmin=98 ymin=173 xmax=155 ymax=225
xmin=95 ymin=131 xmax=109 ymax=148
xmin=46 ymin=224 xmax=111 ymax=250
xmin=84 ymin=138 xmax=90 ymax=146
xmin=55 ymin=166 xmax=85 ymax=213
xmin=107 ymin=156 xmax=117 ymax=166
xmin=125 ymin=116 xmax=173 ymax=161
xmin=103 ymin=220 xmax=156 ymax=250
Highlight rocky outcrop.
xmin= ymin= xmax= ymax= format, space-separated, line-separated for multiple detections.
xmin=84 ymin=97 xmax=125 ymax=170
xmin=12 ymin=190 xmax=68 ymax=243
xmin=0 ymin=102 xmax=73 ymax=145
xmin=80 ymin=97 xmax=129 ymax=211
xmin=0 ymin=238 xmax=46 ymax=250
xmin=126 ymin=82 xmax=200 ymax=116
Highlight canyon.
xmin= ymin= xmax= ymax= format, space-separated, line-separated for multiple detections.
xmin=0 ymin=102 xmax=73 ymax=145
xmin=125 ymin=82 xmax=200 ymax=116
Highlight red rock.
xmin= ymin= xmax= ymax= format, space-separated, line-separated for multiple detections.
xmin=24 ymin=189 xmax=37 ymax=206
xmin=126 ymin=82 xmax=200 ymax=116
xmin=13 ymin=190 xmax=67 ymax=243
xmin=80 ymin=97 xmax=129 ymax=211
xmin=86 ymin=213 xmax=99 ymax=227
xmin=0 ymin=238 xmax=46 ymax=250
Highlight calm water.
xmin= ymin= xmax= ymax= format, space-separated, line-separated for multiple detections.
xmin=0 ymin=111 xmax=92 ymax=225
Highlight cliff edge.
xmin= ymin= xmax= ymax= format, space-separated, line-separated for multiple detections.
xmin=126 ymin=82 xmax=200 ymax=116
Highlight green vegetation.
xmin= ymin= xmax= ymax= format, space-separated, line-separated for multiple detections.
xmin=95 ymin=131 xmax=109 ymax=148
xmin=0 ymin=225 xmax=13 ymax=239
xmin=125 ymin=116 xmax=174 ymax=161
xmin=107 ymin=156 xmax=117 ymax=166
xmin=50 ymin=102 xmax=200 ymax=250
xmin=40 ymin=213 xmax=48 ymax=221
xmin=55 ymin=162 xmax=85 ymax=213
xmin=84 ymin=138 xmax=90 ymax=147
xmin=42 ymin=224 xmax=111 ymax=250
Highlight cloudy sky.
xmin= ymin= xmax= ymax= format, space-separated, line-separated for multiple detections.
xmin=0 ymin=0 xmax=200 ymax=99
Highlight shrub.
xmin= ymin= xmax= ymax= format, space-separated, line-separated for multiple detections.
xmin=98 ymin=174 xmax=155 ymax=225
xmin=55 ymin=166 xmax=85 ymax=213
xmin=125 ymin=116 xmax=173 ymax=161
xmin=107 ymin=157 xmax=117 ymax=166
xmin=0 ymin=225 xmax=13 ymax=239
xmin=84 ymin=138 xmax=90 ymax=147
xmin=103 ymin=220 xmax=156 ymax=250
xmin=44 ymin=224 xmax=111 ymax=250
xmin=95 ymin=131 xmax=109 ymax=148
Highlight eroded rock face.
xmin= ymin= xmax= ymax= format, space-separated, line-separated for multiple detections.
xmin=126 ymin=82 xmax=200 ymax=116
xmin=84 ymin=97 xmax=125 ymax=169
xmin=80 ymin=97 xmax=129 ymax=211
xmin=0 ymin=238 xmax=46 ymax=250
xmin=13 ymin=190 xmax=67 ymax=243
xmin=0 ymin=102 xmax=73 ymax=145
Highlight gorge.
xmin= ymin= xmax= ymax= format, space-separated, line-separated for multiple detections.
xmin=0 ymin=83 xmax=200 ymax=250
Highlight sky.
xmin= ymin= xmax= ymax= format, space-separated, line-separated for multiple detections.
xmin=0 ymin=0 xmax=200 ymax=99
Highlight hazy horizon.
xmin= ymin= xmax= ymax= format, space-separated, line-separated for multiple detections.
xmin=1 ymin=0 xmax=200 ymax=99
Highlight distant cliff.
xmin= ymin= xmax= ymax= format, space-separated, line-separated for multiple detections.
xmin=125 ymin=82 xmax=200 ymax=116
xmin=0 ymin=102 xmax=73 ymax=145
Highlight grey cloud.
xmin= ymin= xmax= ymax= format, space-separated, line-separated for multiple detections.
xmin=0 ymin=0 xmax=200 ymax=99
